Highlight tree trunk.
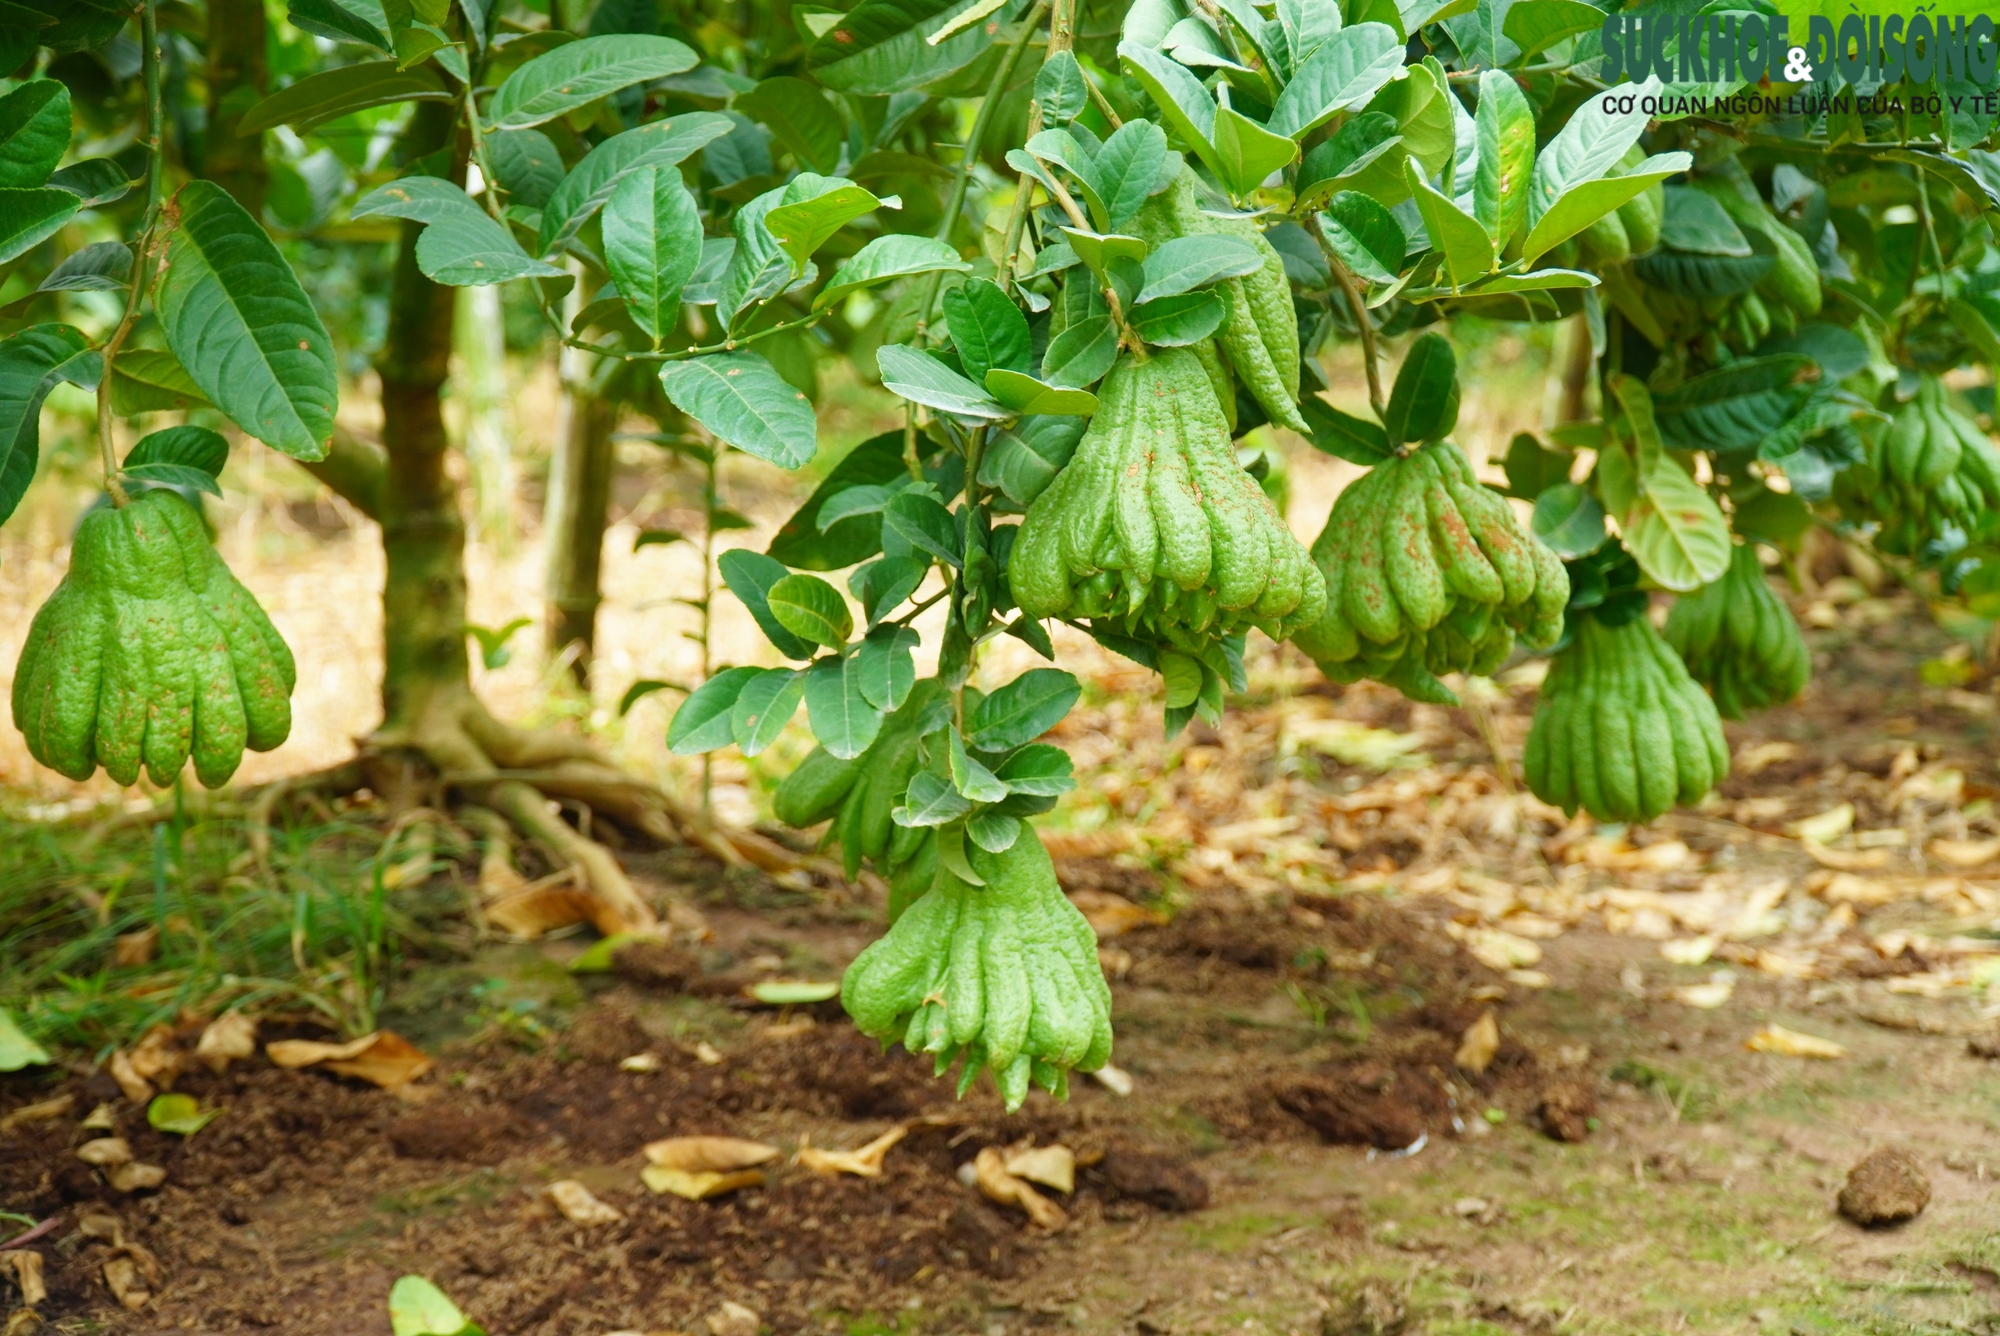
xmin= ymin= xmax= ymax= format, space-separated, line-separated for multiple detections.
xmin=1558 ymin=313 xmax=1595 ymax=424
xmin=456 ymin=284 xmax=516 ymax=550
xmin=543 ymin=267 xmax=616 ymax=680
xmin=203 ymin=0 xmax=267 ymax=215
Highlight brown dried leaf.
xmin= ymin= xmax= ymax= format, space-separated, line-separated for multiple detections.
xmin=111 ymin=927 xmax=157 ymax=968
xmin=1453 ymin=1010 xmax=1500 ymax=1075
xmin=102 ymin=1162 xmax=166 ymax=1193
xmin=639 ymin=1166 xmax=764 ymax=1199
xmin=126 ymin=1026 xmax=181 ymax=1088
xmin=194 ymin=1012 xmax=257 ymax=1075
xmin=101 ymin=1250 xmax=157 ymax=1310
xmin=0 ymin=1093 xmax=72 ymax=1134
xmin=547 ymin=1179 xmax=624 ymax=1225
xmin=1801 ymin=843 xmax=1890 ymax=872
xmin=795 ymin=1125 xmax=907 ymax=1178
xmin=1003 ymin=1143 xmax=1075 ymax=1194
xmin=1931 ymin=837 xmax=2000 ymax=869
xmin=105 ymin=1051 xmax=153 ymax=1105
xmin=642 ymin=1136 xmax=780 ymax=1172
xmin=265 ymin=1031 xmax=433 ymax=1088
xmin=4 ymin=1308 xmax=44 ymax=1336
xmin=706 ymin=1300 xmax=761 ymax=1336
xmin=75 ymin=1138 xmax=133 ymax=1168
xmin=485 ymin=882 xmax=602 ymax=939
xmin=0 ymin=1250 xmax=46 ymax=1306
xmin=1812 ymin=872 xmax=1903 ymax=906
xmin=973 ymin=1146 xmax=1066 ymax=1230
xmin=1746 ymin=1024 xmax=1845 ymax=1059
xmin=1066 ymin=890 xmax=1164 ymax=939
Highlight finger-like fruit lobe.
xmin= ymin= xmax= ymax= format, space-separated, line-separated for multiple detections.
xmin=1663 ymin=543 xmax=1809 ymax=719
xmin=840 ymin=825 xmax=1113 ymax=1112
xmin=1834 ymin=374 xmax=2000 ymax=556
xmin=1523 ymin=612 xmax=1729 ymax=823
xmin=1010 ymin=348 xmax=1325 ymax=650
xmin=12 ymin=489 xmax=295 ymax=788
xmin=1131 ymin=168 xmax=1306 ymax=433
xmin=772 ymin=680 xmax=947 ymax=882
xmin=1292 ymin=442 xmax=1568 ymax=704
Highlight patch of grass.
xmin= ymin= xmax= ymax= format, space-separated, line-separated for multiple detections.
xmin=1177 ymin=1208 xmax=1315 ymax=1254
xmin=1608 ymin=1057 xmax=1721 ymax=1122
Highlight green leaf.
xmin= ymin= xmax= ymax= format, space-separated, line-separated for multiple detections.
xmin=1137 ymin=234 xmax=1263 ymax=303
xmin=0 ymin=1007 xmax=49 ymax=1071
xmin=126 ymin=425 xmax=229 ymax=478
xmin=1659 ymin=187 xmax=1749 ymax=256
xmin=111 ymin=349 xmax=211 ymax=416
xmin=1526 ymin=75 xmax=1657 ymax=230
xmin=156 ymin=183 xmax=338 ymax=460
xmin=944 ymin=278 xmax=1032 ymax=382
xmin=604 ymin=166 xmax=703 ymax=342
xmin=993 ymin=742 xmax=1074 ymax=795
xmin=966 ymin=810 xmax=1022 ymax=854
xmin=947 ymin=729 xmax=1010 ymax=802
xmin=0 ymin=81 xmax=69 ymax=188
xmin=935 ymin=820 xmax=984 ymax=884
xmin=1059 ymin=228 xmax=1147 ymax=281
xmin=538 ymin=114 xmax=735 ymax=255
xmin=485 ymin=129 xmax=565 ymax=210
xmin=1624 ymin=458 xmax=1731 ymax=592
xmin=487 ymin=34 xmax=698 ymax=130
xmin=352 ymin=176 xmax=567 ymax=285
xmin=1040 ymin=314 xmax=1119 ymax=389
xmin=49 ymin=158 xmax=136 ymax=208
xmin=1404 ymin=159 xmax=1492 ymax=290
xmin=660 ymin=351 xmax=817 ymax=469
xmin=1160 ymin=650 xmax=1203 ymax=708
xmin=1117 ymin=41 xmax=1217 ymax=164
xmin=856 ymin=555 xmax=930 ymax=625
xmin=1300 ymin=394 xmax=1394 ymax=464
xmin=0 ymin=187 xmax=78 ymax=264
xmin=1383 ymin=332 xmax=1457 ymax=446
xmin=719 ymin=549 xmax=817 ymax=659
xmin=39 ymin=241 xmax=131 ymax=293
xmin=288 ymin=0 xmax=394 ymax=49
xmin=731 ymin=667 xmax=807 ymax=757
xmin=633 ymin=528 xmax=687 ymax=549
xmin=736 ymin=76 xmax=844 ymax=174
xmin=147 ymin=1093 xmax=221 ymax=1136
xmin=1094 ymin=119 xmax=1173 ymax=228
xmin=618 ymin=680 xmax=678 ymax=714
xmin=1266 ymin=23 xmax=1405 ymax=140
xmin=1472 ymin=70 xmax=1532 ymax=249
xmin=1520 ymin=152 xmax=1690 ymax=268
xmin=1297 ymin=114 xmax=1402 ymax=213
xmin=979 ymin=414 xmax=1086 ymax=505
xmin=1652 ymin=356 xmax=1814 ymax=455
xmin=876 ymin=344 xmax=1007 ymax=419
xmin=0 ymin=323 xmax=87 ymax=528
xmin=855 ymin=625 xmax=919 ymax=711
xmin=1530 ymin=482 xmax=1605 ymax=557
xmin=238 ymin=61 xmax=450 ymax=136
xmin=765 ymin=177 xmax=883 ymax=269
xmin=388 ymin=1276 xmax=484 ymax=1336
xmin=1630 ymin=242 xmax=1773 ymax=299
xmin=1500 ymin=0 xmax=1604 ymax=60
xmin=1321 ymin=191 xmax=1406 ymax=282
xmin=667 ymin=666 xmax=764 ymax=753
xmin=807 ymin=0 xmax=1013 ymax=95
xmin=968 ymin=667 xmax=1079 ymax=750
xmin=466 ymin=616 xmax=532 ymax=669
xmin=1211 ymin=103 xmax=1298 ymax=200
xmin=814 ymin=234 xmax=971 ymax=311
xmin=895 ymin=770 xmax=974 ymax=827
xmin=769 ymin=574 xmax=855 ymax=648
xmin=984 ymin=369 xmax=1098 ymax=416
xmin=1731 ymin=485 xmax=1813 ymax=548
xmin=883 ymin=491 xmax=962 ymax=567
xmin=1130 ymin=290 xmax=1226 ymax=346
xmin=804 ymin=655 xmax=883 ymax=758
xmin=1036 ymin=49 xmax=1090 ymax=123
xmin=1501 ymin=431 xmax=1572 ymax=499
xmin=123 ymin=463 xmax=222 ymax=497
xmin=769 ymin=430 xmax=916 ymax=569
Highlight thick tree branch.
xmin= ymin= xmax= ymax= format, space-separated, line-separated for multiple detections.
xmin=301 ymin=427 xmax=388 ymax=521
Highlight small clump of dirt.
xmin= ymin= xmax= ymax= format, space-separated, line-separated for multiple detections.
xmin=383 ymin=1106 xmax=517 ymax=1163
xmin=1533 ymin=1077 xmax=1598 ymax=1143
xmin=559 ymin=1000 xmax=652 ymax=1063
xmin=1837 ymin=1147 xmax=1931 ymax=1226
xmin=1968 ymin=1031 xmax=2000 ymax=1060
xmin=1094 ymin=1147 xmax=1210 ymax=1211
xmin=611 ymin=939 xmax=703 ymax=990
xmin=1272 ymin=1069 xmax=1436 ymax=1150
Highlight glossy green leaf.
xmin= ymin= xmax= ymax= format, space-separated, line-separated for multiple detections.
xmin=288 ymin=0 xmax=394 ymax=49
xmin=1530 ymin=482 xmax=1606 ymax=557
xmin=1519 ymin=152 xmax=1690 ymax=267
xmin=1651 ymin=356 xmax=1814 ymax=455
xmin=487 ymin=34 xmax=698 ymax=129
xmin=1321 ymin=191 xmax=1406 ymax=281
xmin=352 ymin=176 xmax=567 ymax=285
xmin=0 ymin=1006 xmax=49 ymax=1071
xmin=768 ymin=430 xmax=915 ymax=569
xmin=1472 ymin=70 xmax=1532 ymax=249
xmin=155 ymin=183 xmax=338 ymax=461
xmin=111 ymin=349 xmax=211 ymax=416
xmin=966 ymin=810 xmax=1022 ymax=853
xmin=0 ymin=187 xmax=77 ymax=264
xmin=1659 ymin=187 xmax=1749 ymax=256
xmin=1117 ymin=41 xmax=1218 ymax=164
xmin=1526 ymin=75 xmax=1658 ymax=228
xmin=947 ymin=729 xmax=1010 ymax=802
xmin=769 ymin=574 xmax=855 ymax=648
xmin=983 ymin=369 xmax=1098 ymax=416
xmin=877 ymin=344 xmax=1007 ymax=419
xmin=736 ymin=76 xmax=844 ymax=173
xmin=1130 ymin=290 xmax=1226 ymax=346
xmin=485 ymin=129 xmax=565 ymax=209
xmin=968 ymin=667 xmax=1080 ymax=750
xmin=667 ymin=666 xmax=764 ymax=753
xmin=765 ymin=177 xmax=882 ymax=270
xmin=603 ymin=165 xmax=703 ymax=341
xmin=1040 ymin=314 xmax=1119 ymax=389
xmin=1137 ymin=234 xmax=1263 ymax=303
xmin=660 ymin=351 xmax=817 ymax=469
xmin=883 ymin=491 xmax=962 ymax=567
xmin=730 ymin=667 xmax=807 ymax=756
xmin=718 ymin=549 xmax=817 ymax=659
xmin=895 ymin=770 xmax=974 ymax=826
xmin=147 ymin=1093 xmax=221 ymax=1136
xmin=856 ymin=555 xmax=931 ymax=625
xmin=807 ymin=0 xmax=1014 ymax=95
xmin=1383 ymin=332 xmax=1458 ymax=446
xmin=804 ymin=655 xmax=883 ymax=758
xmin=1501 ymin=0 xmax=1605 ymax=60
xmin=855 ymin=625 xmax=919 ymax=711
xmin=814 ymin=234 xmax=971 ymax=310
xmin=1300 ymin=393 xmax=1393 ymax=464
xmin=1501 ymin=431 xmax=1573 ymax=499
xmin=1266 ymin=23 xmax=1405 ymax=140
xmin=944 ymin=278 xmax=1032 ymax=382
xmin=1036 ymin=49 xmax=1090 ymax=123
xmin=124 ymin=463 xmax=223 ymax=497
xmin=126 ymin=425 xmax=229 ymax=478
xmin=37 ymin=242 xmax=130 ymax=296
xmin=538 ymin=114 xmax=734 ymax=255
xmin=49 ymin=158 xmax=137 ymax=208
xmin=238 ymin=61 xmax=450 ymax=136
xmin=993 ymin=742 xmax=1075 ymax=795
xmin=388 ymin=1276 xmax=484 ymax=1336
xmin=1624 ymin=457 xmax=1731 ymax=593
xmin=1404 ymin=158 xmax=1491 ymax=289
xmin=1211 ymin=103 xmax=1298 ymax=199
xmin=979 ymin=414 xmax=1086 ymax=505
xmin=0 ymin=81 xmax=69 ymax=188
xmin=1094 ymin=119 xmax=1173 ymax=228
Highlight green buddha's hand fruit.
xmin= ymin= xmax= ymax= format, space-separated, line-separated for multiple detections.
xmin=1009 ymin=347 xmax=1324 ymax=650
xmin=773 ymin=680 xmax=948 ymax=880
xmin=1132 ymin=168 xmax=1306 ymax=433
xmin=1834 ymin=374 xmax=2000 ymax=555
xmin=13 ymin=489 xmax=295 ymax=789
xmin=1523 ymin=612 xmax=1729 ymax=823
xmin=1292 ymin=441 xmax=1567 ymax=705
xmin=1663 ymin=543 xmax=1809 ymax=719
xmin=841 ymin=824 xmax=1112 ymax=1112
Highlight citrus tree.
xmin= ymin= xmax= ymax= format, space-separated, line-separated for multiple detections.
xmin=5 ymin=0 xmax=1999 ymax=1107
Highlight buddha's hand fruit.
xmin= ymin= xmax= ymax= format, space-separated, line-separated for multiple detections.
xmin=1523 ymin=612 xmax=1729 ymax=823
xmin=12 ymin=489 xmax=295 ymax=788
xmin=1834 ymin=374 xmax=2000 ymax=555
xmin=1663 ymin=543 xmax=1809 ymax=719
xmin=1292 ymin=442 xmax=1568 ymax=705
xmin=841 ymin=825 xmax=1112 ymax=1112
xmin=772 ymin=679 xmax=948 ymax=881
xmin=1131 ymin=167 xmax=1306 ymax=433
xmin=1009 ymin=347 xmax=1324 ymax=650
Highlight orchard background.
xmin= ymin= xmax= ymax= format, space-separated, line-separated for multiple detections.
xmin=2 ymin=0 xmax=2000 ymax=1331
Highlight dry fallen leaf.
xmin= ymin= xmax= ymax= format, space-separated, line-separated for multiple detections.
xmin=75 ymin=1138 xmax=133 ymax=1168
xmin=972 ymin=1146 xmax=1066 ymax=1230
xmin=1453 ymin=1011 xmax=1500 ymax=1075
xmin=111 ymin=927 xmax=156 ymax=968
xmin=0 ymin=1093 xmax=72 ymax=1134
xmin=1787 ymin=803 xmax=1856 ymax=845
xmin=1090 ymin=1063 xmax=1134 ymax=1096
xmin=1801 ymin=843 xmax=1890 ymax=872
xmin=4 ymin=1309 xmax=44 ymax=1336
xmin=693 ymin=1042 xmax=724 ymax=1065
xmin=1066 ymin=890 xmax=1165 ymax=939
xmin=0 ymin=1250 xmax=46 ymax=1306
xmin=1746 ymin=1025 xmax=1846 ymax=1059
xmin=100 ymin=1243 xmax=161 ymax=1311
xmin=795 ymin=1125 xmax=907 ymax=1178
xmin=547 ymin=1179 xmax=624 ymax=1225
xmin=619 ymin=1053 xmax=660 ymax=1073
xmin=265 ymin=1031 xmax=433 ymax=1088
xmin=706 ymin=1300 xmax=760 ymax=1336
xmin=640 ymin=1166 xmax=765 ymax=1199
xmin=105 ymin=1050 xmax=153 ymax=1104
xmin=1671 ymin=977 xmax=1736 ymax=1009
xmin=102 ymin=1162 xmax=166 ymax=1194
xmin=79 ymin=1102 xmax=117 ymax=1132
xmin=1931 ymin=837 xmax=2000 ymax=868
xmin=642 ymin=1136 xmax=780 ymax=1173
xmin=1004 ymin=1143 xmax=1076 ymax=1194
xmin=1735 ymin=740 xmax=1800 ymax=775
xmin=1660 ymin=936 xmax=1719 ymax=966
xmin=484 ymin=882 xmax=596 ymax=939
xmin=1449 ymin=924 xmax=1543 ymax=972
xmin=194 ymin=1012 xmax=258 ymax=1074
